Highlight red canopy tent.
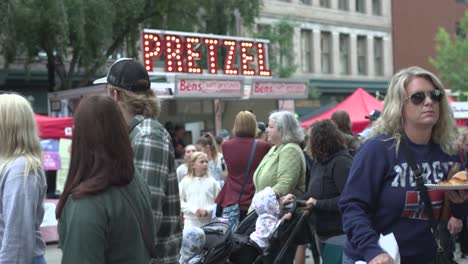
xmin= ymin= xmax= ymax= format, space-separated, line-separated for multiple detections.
xmin=34 ymin=114 xmax=73 ymax=139
xmin=301 ymin=88 xmax=383 ymax=134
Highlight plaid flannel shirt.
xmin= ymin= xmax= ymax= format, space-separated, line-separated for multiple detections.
xmin=129 ymin=115 xmax=182 ymax=264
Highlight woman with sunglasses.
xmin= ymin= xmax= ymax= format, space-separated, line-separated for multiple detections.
xmin=339 ymin=66 xmax=468 ymax=264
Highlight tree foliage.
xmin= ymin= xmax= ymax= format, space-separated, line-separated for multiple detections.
xmin=0 ymin=0 xmax=262 ymax=91
xmin=253 ymin=18 xmax=297 ymax=78
xmin=430 ymin=10 xmax=468 ymax=93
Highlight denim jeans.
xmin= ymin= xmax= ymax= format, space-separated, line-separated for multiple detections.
xmin=32 ymin=255 xmax=47 ymax=264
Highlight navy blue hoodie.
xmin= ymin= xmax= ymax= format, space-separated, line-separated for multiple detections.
xmin=339 ymin=134 xmax=468 ymax=263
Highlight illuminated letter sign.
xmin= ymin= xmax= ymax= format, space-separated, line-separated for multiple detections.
xmin=142 ymin=29 xmax=272 ymax=77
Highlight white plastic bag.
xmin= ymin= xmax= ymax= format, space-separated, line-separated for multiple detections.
xmin=355 ymin=233 xmax=400 ymax=264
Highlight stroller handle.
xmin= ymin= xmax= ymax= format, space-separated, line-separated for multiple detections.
xmin=296 ymin=200 xmax=314 ymax=213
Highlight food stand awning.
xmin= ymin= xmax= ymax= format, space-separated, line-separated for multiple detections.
xmin=301 ymin=88 xmax=383 ymax=133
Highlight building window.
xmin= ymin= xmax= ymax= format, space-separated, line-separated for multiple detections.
xmin=339 ymin=34 xmax=350 ymax=75
xmin=321 ymin=32 xmax=332 ymax=74
xmin=320 ymin=0 xmax=330 ymax=7
xmin=372 ymin=0 xmax=381 ymax=15
xmin=374 ymin=37 xmax=383 ymax=76
xmin=300 ymin=0 xmax=312 ymax=4
xmin=357 ymin=36 xmax=367 ymax=75
xmin=301 ymin=29 xmax=313 ymax=73
xmin=356 ymin=0 xmax=366 ymax=13
xmin=339 ymin=0 xmax=349 ymax=10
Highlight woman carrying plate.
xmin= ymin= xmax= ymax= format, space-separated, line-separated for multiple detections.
xmin=339 ymin=66 xmax=468 ymax=264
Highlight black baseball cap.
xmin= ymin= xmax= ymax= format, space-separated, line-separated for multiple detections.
xmin=365 ymin=109 xmax=381 ymax=121
xmin=257 ymin=122 xmax=266 ymax=133
xmin=94 ymin=58 xmax=150 ymax=92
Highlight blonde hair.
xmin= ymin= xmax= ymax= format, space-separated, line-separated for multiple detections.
xmin=187 ymin=152 xmax=208 ymax=177
xmin=107 ymin=84 xmax=160 ymax=118
xmin=368 ymin=66 xmax=457 ymax=155
xmin=0 ymin=94 xmax=43 ymax=176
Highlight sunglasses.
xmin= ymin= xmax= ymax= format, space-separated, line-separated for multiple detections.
xmin=405 ymin=90 xmax=443 ymax=105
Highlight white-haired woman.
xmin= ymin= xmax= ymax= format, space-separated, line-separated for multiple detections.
xmin=0 ymin=94 xmax=47 ymax=264
xmin=339 ymin=66 xmax=468 ymax=264
xmin=253 ymin=110 xmax=306 ymax=264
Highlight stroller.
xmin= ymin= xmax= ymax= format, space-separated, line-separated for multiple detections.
xmin=193 ymin=222 xmax=234 ymax=264
xmin=229 ymin=200 xmax=318 ymax=264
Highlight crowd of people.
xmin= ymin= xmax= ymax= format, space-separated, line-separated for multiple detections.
xmin=0 ymin=60 xmax=468 ymax=264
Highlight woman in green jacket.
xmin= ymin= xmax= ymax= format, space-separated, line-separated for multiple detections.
xmin=253 ymin=110 xmax=306 ymax=197
xmin=253 ymin=110 xmax=306 ymax=264
xmin=56 ymin=95 xmax=154 ymax=264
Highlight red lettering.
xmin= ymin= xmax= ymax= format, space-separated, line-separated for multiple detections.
xmin=165 ymin=34 xmax=185 ymax=73
xmin=180 ymin=80 xmax=202 ymax=92
xmin=204 ymin=38 xmax=220 ymax=74
xmin=257 ymin=43 xmax=271 ymax=76
xmin=186 ymin=37 xmax=202 ymax=74
xmin=223 ymin=40 xmax=238 ymax=75
xmin=240 ymin=41 xmax=255 ymax=75
xmin=142 ymin=30 xmax=272 ymax=76
xmin=142 ymin=33 xmax=164 ymax=72
xmin=254 ymin=83 xmax=272 ymax=94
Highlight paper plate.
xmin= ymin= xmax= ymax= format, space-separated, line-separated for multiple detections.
xmin=425 ymin=184 xmax=468 ymax=190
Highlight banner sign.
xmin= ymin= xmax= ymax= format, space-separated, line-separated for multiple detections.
xmin=175 ymin=76 xmax=243 ymax=98
xmin=40 ymin=139 xmax=61 ymax=171
xmin=250 ymin=79 xmax=308 ymax=99
xmin=451 ymin=102 xmax=468 ymax=119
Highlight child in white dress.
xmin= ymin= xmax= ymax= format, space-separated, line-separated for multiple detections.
xmin=179 ymin=152 xmax=221 ymax=228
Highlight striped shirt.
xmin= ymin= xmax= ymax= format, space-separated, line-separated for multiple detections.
xmin=129 ymin=115 xmax=182 ymax=264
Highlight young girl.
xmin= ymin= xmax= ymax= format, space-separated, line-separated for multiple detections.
xmin=179 ymin=152 xmax=220 ymax=228
xmin=196 ymin=133 xmax=227 ymax=187
xmin=176 ymin=144 xmax=197 ymax=182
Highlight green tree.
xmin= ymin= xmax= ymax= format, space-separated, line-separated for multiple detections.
xmin=254 ymin=18 xmax=297 ymax=78
xmin=0 ymin=0 xmax=262 ymax=91
xmin=430 ymin=10 xmax=468 ymax=94
xmin=253 ymin=18 xmax=321 ymax=99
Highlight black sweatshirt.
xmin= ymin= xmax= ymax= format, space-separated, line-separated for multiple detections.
xmin=302 ymin=150 xmax=353 ymax=238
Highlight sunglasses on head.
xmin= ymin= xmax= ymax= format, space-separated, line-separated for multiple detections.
xmin=405 ymin=90 xmax=443 ymax=105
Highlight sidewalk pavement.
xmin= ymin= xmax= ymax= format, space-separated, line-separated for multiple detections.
xmin=46 ymin=242 xmax=468 ymax=264
xmin=45 ymin=243 xmax=61 ymax=264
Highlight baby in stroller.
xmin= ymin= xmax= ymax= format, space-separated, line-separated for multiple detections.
xmin=180 ymin=222 xmax=233 ymax=264
xmin=250 ymin=186 xmax=293 ymax=249
xmin=230 ymin=187 xmax=311 ymax=264
xmin=180 ymin=226 xmax=206 ymax=264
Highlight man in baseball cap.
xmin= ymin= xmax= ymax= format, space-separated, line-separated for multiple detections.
xmin=98 ymin=58 xmax=182 ymax=263
xmin=94 ymin=58 xmax=151 ymax=93
xmin=359 ymin=109 xmax=381 ymax=139
xmin=365 ymin=109 xmax=381 ymax=121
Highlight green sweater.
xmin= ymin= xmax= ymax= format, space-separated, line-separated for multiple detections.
xmin=253 ymin=143 xmax=306 ymax=196
xmin=58 ymin=174 xmax=154 ymax=264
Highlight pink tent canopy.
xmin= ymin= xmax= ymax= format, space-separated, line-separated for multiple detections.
xmin=35 ymin=114 xmax=73 ymax=139
xmin=301 ymin=88 xmax=383 ymax=134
